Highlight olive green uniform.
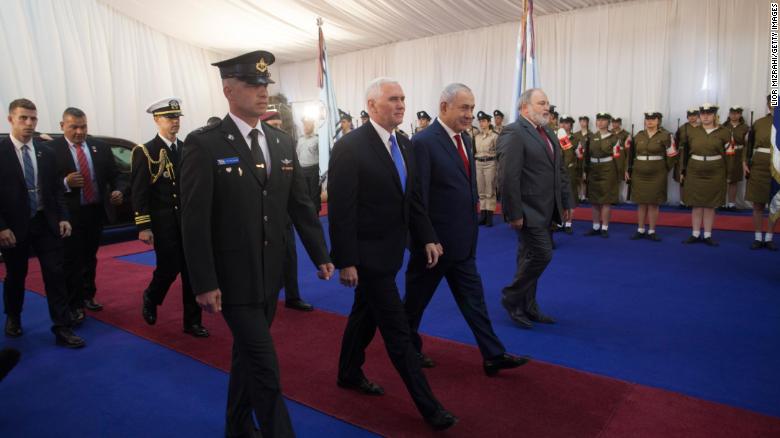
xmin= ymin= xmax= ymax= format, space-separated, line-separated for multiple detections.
xmin=559 ymin=132 xmax=579 ymax=204
xmin=745 ymin=114 xmax=774 ymax=203
xmin=474 ymin=129 xmax=498 ymax=211
xmin=586 ymin=131 xmax=622 ymax=204
xmin=629 ymin=129 xmax=677 ymax=204
xmin=674 ymin=122 xmax=697 ymax=182
xmin=722 ymin=121 xmax=749 ymax=184
xmin=681 ymin=126 xmax=731 ymax=207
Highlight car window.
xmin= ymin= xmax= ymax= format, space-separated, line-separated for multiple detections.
xmin=111 ymin=145 xmax=132 ymax=172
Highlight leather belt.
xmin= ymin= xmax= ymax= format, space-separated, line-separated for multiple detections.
xmin=590 ymin=156 xmax=613 ymax=163
xmin=690 ymin=154 xmax=722 ymax=161
xmin=475 ymin=156 xmax=495 ymax=162
xmin=635 ymin=155 xmax=664 ymax=161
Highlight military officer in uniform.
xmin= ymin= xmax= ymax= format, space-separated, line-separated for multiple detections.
xmin=584 ymin=112 xmax=622 ymax=237
xmin=573 ymin=116 xmax=591 ymax=202
xmin=179 ymin=50 xmax=333 ymax=438
xmin=557 ymin=115 xmax=578 ymax=233
xmin=359 ymin=110 xmax=369 ymax=125
xmin=680 ymin=103 xmax=731 ymax=246
xmin=414 ymin=110 xmax=431 ymax=135
xmin=722 ymin=106 xmax=749 ymax=211
xmin=611 ymin=117 xmax=631 ymax=203
xmin=493 ymin=110 xmax=505 ymax=135
xmin=675 ymin=108 xmax=700 ymax=206
xmin=474 ymin=111 xmax=498 ymax=227
xmin=627 ymin=112 xmax=678 ymax=241
xmin=745 ymin=95 xmax=778 ymax=250
xmin=547 ymin=105 xmax=559 ymax=131
xmin=131 ymin=98 xmax=208 ymax=338
xmin=337 ymin=109 xmax=353 ymax=140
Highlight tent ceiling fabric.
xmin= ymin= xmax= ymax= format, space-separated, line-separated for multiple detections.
xmin=98 ymin=0 xmax=630 ymax=63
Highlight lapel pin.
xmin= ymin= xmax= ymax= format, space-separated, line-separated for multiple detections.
xmin=276 ymin=138 xmax=280 ymax=144
xmin=227 ymin=134 xmax=235 ymax=141
xmin=226 ymin=167 xmax=232 ymax=173
xmin=91 ymin=146 xmax=97 ymax=153
xmin=257 ymin=163 xmax=265 ymax=169
xmin=238 ymin=167 xmax=243 ymax=176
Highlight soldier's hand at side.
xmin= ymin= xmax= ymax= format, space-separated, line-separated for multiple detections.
xmin=0 ymin=229 xmax=16 ymax=248
xmin=59 ymin=221 xmax=72 ymax=238
xmin=197 ymin=289 xmax=222 ymax=313
xmin=743 ymin=162 xmax=750 ymax=176
xmin=424 ymin=243 xmax=442 ymax=269
xmin=509 ymin=218 xmax=524 ymax=230
xmin=340 ymin=266 xmax=358 ymax=288
xmin=65 ymin=172 xmax=84 ymax=188
xmin=317 ymin=263 xmax=335 ymax=280
xmin=139 ymin=230 xmax=154 ymax=246
xmin=624 ymin=171 xmax=630 ymax=182
xmin=563 ymin=209 xmax=573 ymax=222
xmin=110 ymin=190 xmax=123 ymax=205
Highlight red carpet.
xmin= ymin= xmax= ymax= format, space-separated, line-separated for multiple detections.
xmin=3 ymin=241 xmax=779 ymax=437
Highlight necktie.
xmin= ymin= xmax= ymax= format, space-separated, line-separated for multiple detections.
xmin=168 ymin=140 xmax=179 ymax=166
xmin=536 ymin=126 xmax=554 ymax=161
xmin=22 ymin=145 xmax=38 ymax=216
xmin=453 ymin=134 xmax=470 ymax=177
xmin=248 ymin=129 xmax=268 ymax=182
xmin=75 ymin=143 xmax=96 ymax=204
xmin=389 ymin=135 xmax=406 ymax=192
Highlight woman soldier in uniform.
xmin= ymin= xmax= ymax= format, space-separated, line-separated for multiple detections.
xmin=584 ymin=112 xmax=622 ymax=238
xmin=722 ymin=106 xmax=749 ymax=211
xmin=474 ymin=111 xmax=498 ymax=226
xmin=680 ymin=103 xmax=732 ymax=246
xmin=573 ymin=116 xmax=591 ymax=202
xmin=558 ymin=115 xmax=578 ymax=233
xmin=745 ymin=96 xmax=778 ymax=250
xmin=675 ymin=109 xmax=700 ymax=207
xmin=626 ymin=112 xmax=678 ymax=241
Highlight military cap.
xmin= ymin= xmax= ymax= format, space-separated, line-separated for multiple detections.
xmin=612 ymin=117 xmax=622 ymax=123
xmin=699 ymin=103 xmax=719 ymax=113
xmin=360 ymin=110 xmax=369 ymax=119
xmin=476 ymin=111 xmax=492 ymax=121
xmin=596 ymin=112 xmax=612 ymax=120
xmin=146 ymin=97 xmax=183 ymax=118
xmin=686 ymin=108 xmax=700 ymax=116
xmin=644 ymin=111 xmax=663 ymax=119
xmin=559 ymin=114 xmax=575 ymax=124
xmin=578 ymin=116 xmax=590 ymax=122
xmin=728 ymin=106 xmax=743 ymax=113
xmin=416 ymin=111 xmax=431 ymax=120
xmin=493 ymin=110 xmax=504 ymax=118
xmin=212 ymin=50 xmax=275 ymax=85
xmin=338 ymin=109 xmax=352 ymax=122
xmin=549 ymin=105 xmax=559 ymax=117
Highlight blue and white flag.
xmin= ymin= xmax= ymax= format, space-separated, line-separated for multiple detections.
xmin=317 ymin=18 xmax=339 ymax=179
xmin=510 ymin=0 xmax=540 ymax=122
xmin=769 ymin=105 xmax=780 ymax=221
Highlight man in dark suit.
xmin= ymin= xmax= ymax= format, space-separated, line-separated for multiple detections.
xmin=51 ymin=107 xmax=126 ymax=321
xmin=328 ymin=77 xmax=457 ymax=431
xmin=497 ymin=88 xmax=574 ymax=329
xmin=0 ymin=98 xmax=84 ymax=347
xmin=132 ymin=98 xmax=208 ymax=338
xmin=404 ymin=83 xmax=529 ymax=375
xmin=180 ymin=50 xmax=333 ymax=438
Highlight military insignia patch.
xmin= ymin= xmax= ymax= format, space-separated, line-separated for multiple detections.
xmin=256 ymin=58 xmax=268 ymax=73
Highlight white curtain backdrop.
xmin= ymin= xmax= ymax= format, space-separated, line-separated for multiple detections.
xmin=0 ymin=0 xmax=229 ymax=143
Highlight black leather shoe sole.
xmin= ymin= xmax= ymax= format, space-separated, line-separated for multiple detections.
xmin=285 ymin=300 xmax=314 ymax=312
xmin=484 ymin=355 xmax=531 ymax=376
xmin=337 ymin=378 xmax=385 ymax=396
xmin=84 ymin=300 xmax=103 ymax=311
xmin=425 ymin=410 xmax=459 ymax=431
xmin=183 ymin=325 xmax=210 ymax=338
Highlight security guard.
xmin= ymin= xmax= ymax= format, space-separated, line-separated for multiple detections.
xmin=474 ymin=111 xmax=498 ymax=226
xmin=745 ymin=95 xmax=778 ymax=250
xmin=627 ymin=112 xmax=677 ymax=241
xmin=572 ymin=116 xmax=591 ymax=202
xmin=558 ymin=115 xmax=578 ymax=232
xmin=674 ymin=108 xmax=700 ymax=206
xmin=179 ymin=50 xmax=333 ymax=437
xmin=680 ymin=103 xmax=731 ymax=246
xmin=132 ymin=98 xmax=208 ymax=338
xmin=493 ymin=110 xmax=505 ymax=135
xmin=414 ymin=110 xmax=431 ymax=135
xmin=722 ymin=106 xmax=749 ymax=211
xmin=584 ymin=112 xmax=622 ymax=237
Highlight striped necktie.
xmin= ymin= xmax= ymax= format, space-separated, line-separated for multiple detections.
xmin=22 ymin=145 xmax=38 ymax=216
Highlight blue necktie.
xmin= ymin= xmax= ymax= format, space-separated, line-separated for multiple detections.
xmin=389 ymin=135 xmax=406 ymax=192
xmin=22 ymin=145 xmax=38 ymax=217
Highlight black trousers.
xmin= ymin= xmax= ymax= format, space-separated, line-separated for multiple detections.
xmin=338 ymin=271 xmax=442 ymax=418
xmin=502 ymin=226 xmax=554 ymax=316
xmin=281 ymin=222 xmax=300 ymax=301
xmin=222 ymin=300 xmax=293 ymax=438
xmin=2 ymin=212 xmax=70 ymax=328
xmin=299 ymin=165 xmax=320 ymax=212
xmin=404 ymin=252 xmax=505 ymax=360
xmin=64 ymin=203 xmax=103 ymax=310
xmin=146 ymin=219 xmax=201 ymax=326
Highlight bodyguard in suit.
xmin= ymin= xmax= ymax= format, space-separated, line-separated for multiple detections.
xmin=180 ymin=50 xmax=333 ymax=438
xmin=329 ymin=77 xmax=457 ymax=431
xmin=404 ymin=83 xmax=529 ymax=376
xmin=51 ymin=107 xmax=125 ymax=321
xmin=132 ymin=98 xmax=208 ymax=338
xmin=497 ymin=88 xmax=574 ymax=329
xmin=0 ymin=98 xmax=84 ymax=347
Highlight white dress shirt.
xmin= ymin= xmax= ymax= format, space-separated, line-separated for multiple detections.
xmin=369 ymin=118 xmax=405 ymax=171
xmin=436 ymin=117 xmax=470 ymax=163
xmin=64 ymin=137 xmax=99 ymax=203
xmin=229 ymin=112 xmax=271 ymax=174
xmin=10 ymin=134 xmax=42 ymax=209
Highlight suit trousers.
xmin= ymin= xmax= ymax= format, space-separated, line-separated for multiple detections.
xmin=222 ymin=301 xmax=293 ymax=438
xmin=502 ymin=226 xmax=554 ymax=316
xmin=299 ymin=164 xmax=321 ymax=212
xmin=338 ymin=271 xmax=441 ymax=418
xmin=64 ymin=203 xmax=103 ymax=310
xmin=404 ymin=252 xmax=505 ymax=359
xmin=281 ymin=222 xmax=300 ymax=301
xmin=2 ymin=212 xmax=71 ymax=328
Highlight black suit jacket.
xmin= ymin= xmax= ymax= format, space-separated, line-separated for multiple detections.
xmin=410 ymin=120 xmax=479 ymax=262
xmin=180 ymin=115 xmax=330 ymax=305
xmin=328 ymin=122 xmax=436 ymax=276
xmin=131 ymin=135 xmax=182 ymax=232
xmin=497 ymin=117 xmax=573 ymax=227
xmin=50 ymin=136 xmax=124 ymax=219
xmin=0 ymin=138 xmax=68 ymax=240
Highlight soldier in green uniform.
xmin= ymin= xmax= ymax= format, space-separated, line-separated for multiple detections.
xmin=547 ymin=105 xmax=559 ymax=132
xmin=557 ymin=115 xmax=578 ymax=233
xmin=572 ymin=116 xmax=591 ymax=202
xmin=722 ymin=106 xmax=749 ymax=211
xmin=745 ymin=95 xmax=778 ymax=250
xmin=584 ymin=112 xmax=622 ymax=237
xmin=627 ymin=112 xmax=678 ymax=241
xmin=675 ymin=108 xmax=700 ymax=206
xmin=612 ymin=117 xmax=631 ymax=203
xmin=474 ymin=111 xmax=498 ymax=226
xmin=680 ymin=103 xmax=732 ymax=246
xmin=415 ymin=110 xmax=431 ymax=135
xmin=493 ymin=110 xmax=505 ymax=135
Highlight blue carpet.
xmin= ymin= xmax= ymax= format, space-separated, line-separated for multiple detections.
xmin=0 ymin=289 xmax=376 ymax=438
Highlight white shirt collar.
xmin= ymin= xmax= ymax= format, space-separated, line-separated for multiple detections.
xmin=157 ymin=134 xmax=178 ymax=148
xmin=10 ymin=134 xmax=31 ymax=151
xmin=65 ymin=136 xmax=87 ymax=148
xmin=369 ymin=118 xmax=395 ymax=151
xmin=229 ymin=112 xmax=264 ymax=143
xmin=437 ymin=117 xmax=461 ymax=139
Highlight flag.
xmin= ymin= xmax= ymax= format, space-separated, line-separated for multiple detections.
xmin=624 ymin=135 xmax=632 ymax=150
xmin=510 ymin=0 xmax=539 ymax=122
xmin=317 ymin=18 xmax=339 ymax=179
xmin=612 ymin=139 xmax=621 ymax=158
xmin=666 ymin=132 xmax=679 ymax=157
xmin=769 ymin=105 xmax=780 ymax=222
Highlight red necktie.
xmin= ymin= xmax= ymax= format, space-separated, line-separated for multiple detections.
xmin=453 ymin=134 xmax=470 ymax=177
xmin=536 ymin=126 xmax=554 ymax=160
xmin=75 ymin=143 xmax=96 ymax=204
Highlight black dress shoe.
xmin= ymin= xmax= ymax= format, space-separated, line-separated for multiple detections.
xmin=584 ymin=229 xmax=601 ymax=237
xmin=647 ymin=233 xmax=662 ymax=242
xmin=600 ymin=230 xmax=609 ymax=238
xmin=501 ymin=298 xmax=533 ymax=329
xmin=52 ymin=327 xmax=86 ymax=349
xmin=285 ymin=298 xmax=314 ymax=312
xmin=682 ymin=235 xmax=702 ymax=244
xmin=337 ymin=377 xmax=385 ymax=395
xmin=142 ymin=291 xmax=157 ymax=325
xmin=425 ymin=409 xmax=458 ymax=431
xmin=630 ymin=231 xmax=645 ymax=240
xmin=485 ymin=213 xmax=493 ymax=227
xmin=183 ymin=324 xmax=210 ymax=338
xmin=564 ymin=226 xmax=573 ymax=235
xmin=527 ymin=312 xmax=556 ymax=324
xmin=483 ymin=353 xmax=531 ymax=376
xmin=751 ymin=240 xmax=765 ymax=250
xmin=84 ymin=299 xmax=103 ymax=311
xmin=4 ymin=317 xmax=22 ymax=338
xmin=703 ymin=237 xmax=719 ymax=247
xmin=765 ymin=241 xmax=778 ymax=251
xmin=70 ymin=308 xmax=86 ymax=326
xmin=417 ymin=352 xmax=436 ymax=368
